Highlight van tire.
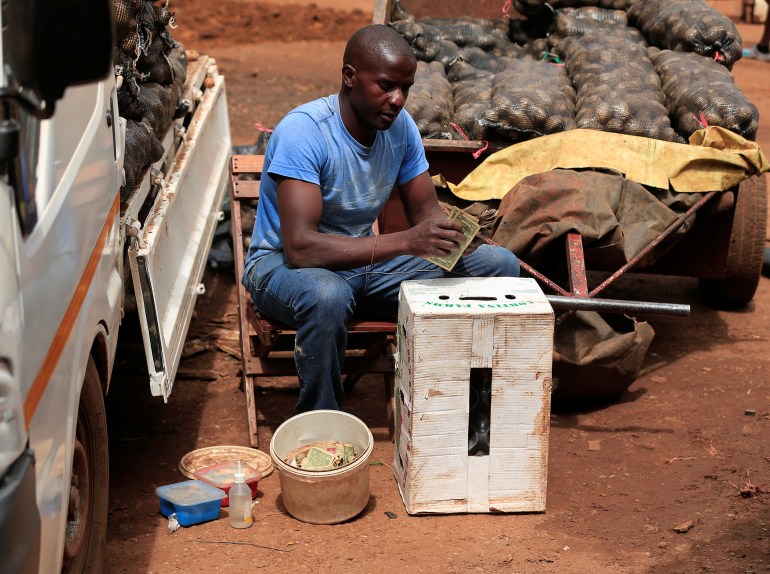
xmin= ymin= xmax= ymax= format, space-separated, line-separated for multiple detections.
xmin=62 ymin=357 xmax=109 ymax=574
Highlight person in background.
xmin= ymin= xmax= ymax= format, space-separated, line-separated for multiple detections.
xmin=743 ymin=14 xmax=770 ymax=60
xmin=242 ymin=24 xmax=520 ymax=413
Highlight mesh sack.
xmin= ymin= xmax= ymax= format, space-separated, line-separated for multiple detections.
xmin=649 ymin=48 xmax=758 ymax=141
xmin=142 ymin=36 xmax=187 ymax=85
xmin=456 ymin=46 xmax=519 ymax=73
xmin=390 ymin=1 xmax=511 ymax=52
xmin=113 ymin=0 xmax=142 ymax=31
xmin=133 ymin=1 xmax=178 ymax=81
xmin=411 ymin=34 xmax=463 ymax=68
xmin=418 ymin=16 xmax=512 ymax=53
xmin=559 ymin=30 xmax=679 ymax=142
xmin=122 ymin=120 xmax=164 ymax=193
xmin=136 ymin=82 xmax=180 ymax=137
xmin=509 ymin=11 xmax=553 ymax=46
xmin=115 ymin=48 xmax=144 ymax=121
xmin=628 ymin=0 xmax=742 ymax=67
xmin=446 ymin=59 xmax=495 ymax=83
xmin=481 ymin=58 xmax=577 ymax=142
xmin=167 ymin=42 xmax=188 ymax=88
xmin=137 ymin=33 xmax=169 ymax=82
xmin=498 ymin=41 xmax=530 ymax=59
xmin=390 ymin=0 xmax=412 ymax=23
xmin=548 ymin=8 xmax=644 ymax=53
xmin=114 ymin=0 xmax=142 ymax=53
xmin=113 ymin=0 xmax=188 ymax=192
xmin=389 ymin=18 xmax=425 ymax=44
xmin=136 ymin=19 xmax=178 ymax=85
xmin=451 ymin=75 xmax=495 ymax=141
xmin=553 ymin=6 xmax=629 ymax=32
xmin=525 ymin=37 xmax=550 ymax=60
xmin=513 ymin=0 xmax=636 ymax=15
xmin=135 ymin=0 xmax=157 ymax=51
xmin=404 ymin=61 xmax=455 ymax=139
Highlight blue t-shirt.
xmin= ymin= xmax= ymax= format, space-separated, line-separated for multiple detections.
xmin=244 ymin=94 xmax=429 ymax=269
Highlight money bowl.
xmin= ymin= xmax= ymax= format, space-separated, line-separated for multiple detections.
xmin=269 ymin=410 xmax=374 ymax=524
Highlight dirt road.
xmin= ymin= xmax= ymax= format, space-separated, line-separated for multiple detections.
xmin=105 ymin=2 xmax=770 ymax=573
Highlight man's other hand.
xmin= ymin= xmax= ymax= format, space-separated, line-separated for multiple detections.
xmin=405 ymin=218 xmax=466 ymax=258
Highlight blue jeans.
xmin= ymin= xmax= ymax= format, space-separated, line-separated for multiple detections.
xmin=243 ymin=245 xmax=520 ymax=412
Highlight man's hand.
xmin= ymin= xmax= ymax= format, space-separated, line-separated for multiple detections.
xmin=403 ymin=218 xmax=467 ymax=258
xmin=462 ymin=235 xmax=484 ymax=257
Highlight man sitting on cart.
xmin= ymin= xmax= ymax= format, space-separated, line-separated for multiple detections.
xmin=242 ymin=24 xmax=519 ymax=412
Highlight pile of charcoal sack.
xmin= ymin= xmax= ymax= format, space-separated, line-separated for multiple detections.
xmin=394 ymin=0 xmax=758 ymax=145
xmin=113 ymin=0 xmax=190 ymax=195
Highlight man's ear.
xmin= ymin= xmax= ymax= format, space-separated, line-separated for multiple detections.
xmin=342 ymin=64 xmax=356 ymax=89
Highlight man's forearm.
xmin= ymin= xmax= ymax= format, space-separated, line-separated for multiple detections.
xmin=406 ymin=202 xmax=448 ymax=227
xmin=285 ymin=217 xmax=462 ymax=270
xmin=285 ymin=230 xmax=408 ymax=270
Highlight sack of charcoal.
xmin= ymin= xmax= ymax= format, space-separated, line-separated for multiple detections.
xmin=628 ymin=0 xmax=742 ymax=68
xmin=559 ymin=30 xmax=680 ymax=142
xmin=480 ymin=58 xmax=577 ymax=142
xmin=650 ymin=48 xmax=759 ymax=141
xmin=405 ymin=61 xmax=455 ymax=139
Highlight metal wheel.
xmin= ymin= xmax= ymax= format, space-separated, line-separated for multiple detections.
xmin=61 ymin=357 xmax=108 ymax=574
xmin=699 ymin=173 xmax=768 ymax=308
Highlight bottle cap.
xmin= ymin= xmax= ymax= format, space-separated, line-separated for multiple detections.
xmin=234 ymin=460 xmax=245 ymax=484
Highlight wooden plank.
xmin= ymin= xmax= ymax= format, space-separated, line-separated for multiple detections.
xmin=467 ymin=456 xmax=490 ymax=512
xmin=182 ymin=55 xmax=209 ymax=104
xmin=422 ymin=140 xmax=509 ymax=153
xmin=471 ymin=317 xmax=494 ymax=369
xmin=245 ymin=311 xmax=396 ymax=336
xmin=423 ymin=140 xmax=486 ymax=151
xmin=232 ymin=180 xmax=261 ymax=200
xmin=230 ymin=180 xmax=261 ymax=447
xmin=231 ymin=154 xmax=265 ymax=175
xmin=251 ymin=355 xmax=394 ymax=376
xmin=348 ymin=320 xmax=398 ymax=333
xmin=372 ymin=0 xmax=394 ymax=24
xmin=244 ymin=374 xmax=259 ymax=447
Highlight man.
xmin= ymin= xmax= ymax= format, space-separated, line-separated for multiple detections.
xmin=243 ymin=24 xmax=519 ymax=412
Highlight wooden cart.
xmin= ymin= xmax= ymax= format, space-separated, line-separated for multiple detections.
xmin=373 ymin=0 xmax=768 ymax=309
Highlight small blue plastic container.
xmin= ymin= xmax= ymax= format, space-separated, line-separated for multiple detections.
xmin=155 ymin=480 xmax=226 ymax=527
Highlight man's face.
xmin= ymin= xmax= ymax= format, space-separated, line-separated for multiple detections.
xmin=346 ymin=53 xmax=416 ymax=131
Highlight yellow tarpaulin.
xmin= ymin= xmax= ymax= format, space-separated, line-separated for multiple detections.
xmin=439 ymin=126 xmax=769 ymax=202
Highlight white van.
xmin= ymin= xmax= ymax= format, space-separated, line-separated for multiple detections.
xmin=0 ymin=1 xmax=231 ymax=571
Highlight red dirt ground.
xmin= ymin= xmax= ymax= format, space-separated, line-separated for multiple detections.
xmin=104 ymin=1 xmax=770 ymax=573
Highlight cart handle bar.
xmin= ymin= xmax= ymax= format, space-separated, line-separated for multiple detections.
xmin=546 ymin=295 xmax=690 ymax=317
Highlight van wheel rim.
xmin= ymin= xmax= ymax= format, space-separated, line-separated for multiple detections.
xmin=63 ymin=429 xmax=91 ymax=565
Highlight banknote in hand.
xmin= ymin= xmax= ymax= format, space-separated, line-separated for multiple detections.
xmin=426 ymin=206 xmax=481 ymax=271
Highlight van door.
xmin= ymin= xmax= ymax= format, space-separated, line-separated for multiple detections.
xmin=128 ymin=58 xmax=231 ymax=400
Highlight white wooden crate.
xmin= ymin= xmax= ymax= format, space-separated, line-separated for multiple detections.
xmin=393 ymin=277 xmax=554 ymax=514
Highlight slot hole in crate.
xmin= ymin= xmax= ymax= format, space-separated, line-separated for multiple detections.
xmin=459 ymin=296 xmax=497 ymax=301
xmin=468 ymin=367 xmax=491 ymax=457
